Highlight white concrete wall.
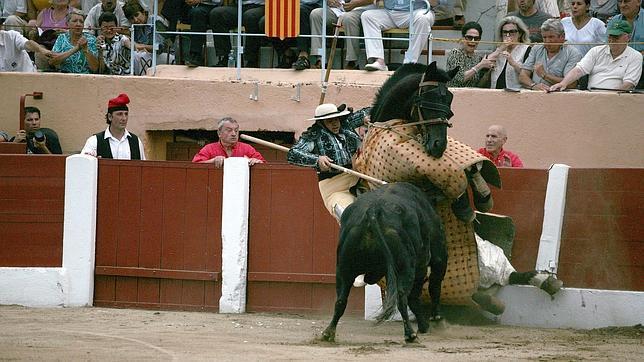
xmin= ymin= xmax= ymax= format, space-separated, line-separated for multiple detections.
xmin=0 ymin=155 xmax=98 ymax=307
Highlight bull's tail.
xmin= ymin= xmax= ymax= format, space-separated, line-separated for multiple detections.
xmin=371 ymin=208 xmax=400 ymax=324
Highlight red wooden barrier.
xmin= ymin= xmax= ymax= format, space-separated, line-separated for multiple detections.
xmin=559 ymin=169 xmax=643 ymax=291
xmin=0 ymin=155 xmax=65 ymax=267
xmin=491 ymin=168 xmax=548 ymax=272
xmin=247 ymin=164 xmax=364 ymax=315
xmin=93 ymin=160 xmax=223 ymax=311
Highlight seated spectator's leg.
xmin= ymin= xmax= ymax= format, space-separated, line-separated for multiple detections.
xmin=309 ymin=7 xmax=336 ymax=64
xmin=162 ymin=0 xmax=186 ymax=35
xmin=403 ymin=9 xmax=434 ymax=64
xmin=361 ymin=9 xmax=394 ymax=70
xmin=4 ymin=15 xmax=29 ymax=36
xmin=342 ymin=7 xmax=372 ymax=67
xmin=242 ymin=5 xmax=264 ymax=67
xmin=292 ymin=1 xmax=321 ymax=69
xmin=209 ymin=5 xmax=238 ymax=66
xmin=187 ymin=4 xmax=214 ymax=65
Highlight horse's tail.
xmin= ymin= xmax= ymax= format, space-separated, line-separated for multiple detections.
xmin=370 ymin=206 xmax=401 ymax=324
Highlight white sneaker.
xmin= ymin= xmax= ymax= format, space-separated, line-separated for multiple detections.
xmin=364 ymin=61 xmax=388 ymax=71
xmin=353 ymin=274 xmax=366 ymax=287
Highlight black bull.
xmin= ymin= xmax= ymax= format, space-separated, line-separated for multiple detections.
xmin=322 ymin=182 xmax=447 ymax=343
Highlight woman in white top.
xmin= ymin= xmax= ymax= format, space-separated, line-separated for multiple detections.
xmin=488 ymin=16 xmax=532 ymax=90
xmin=561 ymin=0 xmax=607 ymax=56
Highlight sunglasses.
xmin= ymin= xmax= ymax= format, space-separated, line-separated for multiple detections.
xmin=464 ymin=35 xmax=481 ymax=41
xmin=502 ymin=29 xmax=519 ymax=36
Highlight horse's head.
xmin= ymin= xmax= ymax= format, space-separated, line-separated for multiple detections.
xmin=412 ymin=62 xmax=458 ymax=158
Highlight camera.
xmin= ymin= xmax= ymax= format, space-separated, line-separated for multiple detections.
xmin=34 ymin=130 xmax=45 ymax=142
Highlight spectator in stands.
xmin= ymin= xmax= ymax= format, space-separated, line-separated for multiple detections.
xmin=287 ymin=104 xmax=369 ymax=219
xmin=50 ymin=9 xmax=99 ymax=72
xmin=508 ymin=0 xmax=552 ymax=42
xmin=123 ymin=0 xmax=173 ymax=74
xmin=433 ymin=0 xmax=457 ymax=26
xmin=0 ymin=131 xmax=10 ymax=142
xmin=84 ymin=0 xmax=129 ymax=35
xmin=1 ymin=20 xmax=53 ymax=71
xmin=31 ymin=0 xmax=76 ymax=70
xmin=80 ymin=0 xmax=101 ymax=15
xmin=2 ymin=0 xmax=36 ymax=36
xmin=266 ymin=0 xmax=321 ymax=70
xmin=11 ymin=106 xmax=62 ymax=154
xmin=192 ymin=117 xmax=265 ymax=168
xmin=590 ymin=0 xmax=619 ymax=22
xmin=446 ymin=21 xmax=496 ymax=87
xmin=31 ymin=0 xmax=75 ymax=39
xmin=477 ymin=125 xmax=523 ymax=168
xmin=361 ymin=0 xmax=449 ymax=71
xmin=488 ymin=16 xmax=532 ymax=89
xmin=536 ymin=0 xmax=561 ymax=17
xmin=207 ymin=0 xmax=264 ymax=68
xmin=183 ymin=0 xmax=219 ymax=67
xmin=562 ymin=0 xmax=607 ymax=56
xmin=607 ymin=0 xmax=643 ymax=88
xmin=520 ymin=18 xmax=582 ymax=90
xmin=550 ymin=20 xmax=642 ymax=91
xmin=309 ymin=0 xmax=376 ymax=70
xmin=81 ymin=93 xmax=146 ymax=159
xmin=97 ymin=11 xmax=131 ymax=74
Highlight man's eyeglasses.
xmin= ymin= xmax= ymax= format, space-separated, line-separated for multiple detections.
xmin=502 ymin=29 xmax=519 ymax=36
xmin=464 ymin=35 xmax=481 ymax=41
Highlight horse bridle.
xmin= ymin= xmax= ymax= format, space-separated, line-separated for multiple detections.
xmin=411 ymin=73 xmax=454 ymax=127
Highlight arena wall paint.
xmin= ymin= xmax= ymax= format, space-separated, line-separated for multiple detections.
xmin=1 ymin=69 xmax=643 ymax=168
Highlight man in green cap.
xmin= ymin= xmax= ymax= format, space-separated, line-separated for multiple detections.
xmin=550 ymin=19 xmax=642 ymax=91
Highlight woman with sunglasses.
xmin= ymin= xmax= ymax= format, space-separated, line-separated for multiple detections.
xmin=487 ymin=16 xmax=532 ymax=89
xmin=446 ymin=21 xmax=496 ymax=87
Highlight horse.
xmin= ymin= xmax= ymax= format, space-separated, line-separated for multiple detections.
xmin=321 ymin=182 xmax=447 ymax=343
xmin=369 ymin=62 xmax=458 ymax=158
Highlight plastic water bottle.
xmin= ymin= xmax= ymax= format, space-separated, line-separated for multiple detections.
xmin=227 ymin=49 xmax=236 ymax=67
xmin=205 ymin=29 xmax=214 ymax=48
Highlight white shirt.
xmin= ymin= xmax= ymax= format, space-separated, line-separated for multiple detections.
xmin=562 ymin=17 xmax=607 ymax=56
xmin=0 ymin=30 xmax=36 ymax=72
xmin=1 ymin=0 xmax=27 ymax=17
xmin=84 ymin=3 xmax=130 ymax=35
xmin=81 ymin=127 xmax=146 ymax=160
xmin=577 ymin=45 xmax=643 ymax=90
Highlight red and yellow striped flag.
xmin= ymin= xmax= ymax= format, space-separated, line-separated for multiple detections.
xmin=264 ymin=0 xmax=300 ymax=40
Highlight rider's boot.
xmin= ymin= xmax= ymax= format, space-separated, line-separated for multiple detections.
xmin=529 ymin=272 xmax=564 ymax=297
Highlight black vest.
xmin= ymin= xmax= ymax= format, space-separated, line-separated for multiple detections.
xmin=95 ymin=131 xmax=141 ymax=160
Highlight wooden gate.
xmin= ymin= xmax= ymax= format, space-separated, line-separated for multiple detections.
xmin=93 ymin=160 xmax=223 ymax=311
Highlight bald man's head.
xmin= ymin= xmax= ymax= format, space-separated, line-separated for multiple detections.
xmin=485 ymin=125 xmax=508 ymax=155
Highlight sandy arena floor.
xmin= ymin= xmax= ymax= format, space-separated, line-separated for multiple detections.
xmin=0 ymin=306 xmax=642 ymax=361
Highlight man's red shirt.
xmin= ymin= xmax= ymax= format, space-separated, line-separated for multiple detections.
xmin=477 ymin=147 xmax=524 ymax=168
xmin=192 ymin=141 xmax=266 ymax=163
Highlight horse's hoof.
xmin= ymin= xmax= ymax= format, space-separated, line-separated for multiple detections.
xmin=541 ymin=276 xmax=563 ymax=297
xmin=417 ymin=324 xmax=429 ymax=334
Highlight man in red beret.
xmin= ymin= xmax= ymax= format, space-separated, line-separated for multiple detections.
xmin=81 ymin=93 xmax=146 ymax=159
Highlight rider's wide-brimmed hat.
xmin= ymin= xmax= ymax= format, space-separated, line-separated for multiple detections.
xmin=308 ymin=103 xmax=350 ymax=121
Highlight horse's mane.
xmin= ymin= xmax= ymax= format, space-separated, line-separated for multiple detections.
xmin=370 ymin=64 xmax=427 ymax=122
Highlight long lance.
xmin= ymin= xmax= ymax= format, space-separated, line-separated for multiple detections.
xmin=319 ymin=17 xmax=343 ymax=105
xmin=240 ymin=134 xmax=387 ymax=185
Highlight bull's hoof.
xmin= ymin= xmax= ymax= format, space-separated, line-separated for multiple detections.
xmin=405 ymin=333 xmax=419 ymax=344
xmin=472 ymin=291 xmax=505 ymax=315
xmin=321 ymin=330 xmax=336 ymax=342
xmin=541 ymin=276 xmax=563 ymax=297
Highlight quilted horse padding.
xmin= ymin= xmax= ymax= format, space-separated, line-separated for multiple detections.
xmin=355 ymin=119 xmax=501 ymax=305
